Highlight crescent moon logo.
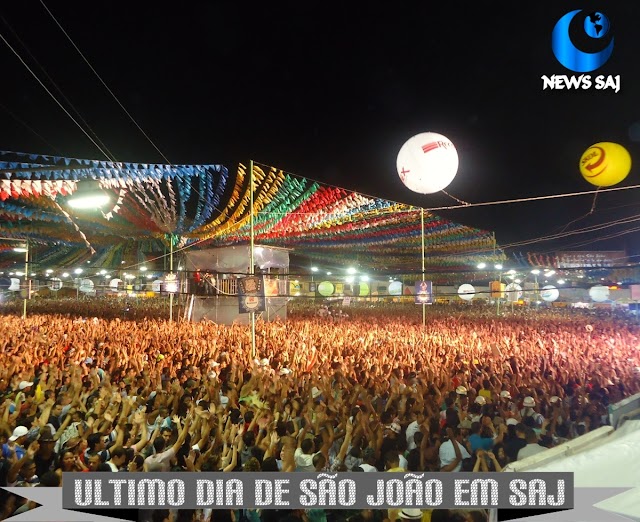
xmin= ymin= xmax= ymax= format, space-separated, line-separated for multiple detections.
xmin=582 ymin=146 xmax=607 ymax=177
xmin=552 ymin=10 xmax=614 ymax=73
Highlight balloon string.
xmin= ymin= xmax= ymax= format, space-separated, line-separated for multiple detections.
xmin=555 ymin=188 xmax=601 ymax=234
xmin=440 ymin=190 xmax=470 ymax=206
xmin=589 ymin=188 xmax=600 ymax=214
xmin=425 ymin=184 xmax=640 ymax=211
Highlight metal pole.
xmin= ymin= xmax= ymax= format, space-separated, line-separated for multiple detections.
xmin=22 ymin=240 xmax=29 ymax=319
xmin=249 ymin=160 xmax=256 ymax=360
xmin=169 ymin=238 xmax=174 ymax=322
xmin=421 ymin=208 xmax=425 ymax=327
xmin=496 ymin=271 xmax=501 ymax=316
xmin=511 ymin=285 xmax=515 ymax=314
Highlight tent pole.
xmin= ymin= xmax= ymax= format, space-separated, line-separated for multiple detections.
xmin=250 ymin=160 xmax=256 ymax=360
xmin=23 ymin=239 xmax=29 ymax=319
xmin=421 ymin=208 xmax=425 ymax=327
xmin=169 ymin=238 xmax=174 ymax=322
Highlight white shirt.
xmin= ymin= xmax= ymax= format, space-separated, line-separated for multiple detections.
xmin=294 ymin=447 xmax=316 ymax=472
xmin=360 ymin=463 xmax=378 ymax=472
xmin=439 ymin=439 xmax=471 ymax=472
xmin=406 ymin=420 xmax=420 ymax=451
xmin=144 ymin=447 xmax=175 ymax=472
xmin=517 ymin=443 xmax=547 ymax=461
xmin=398 ymin=453 xmax=408 ymax=470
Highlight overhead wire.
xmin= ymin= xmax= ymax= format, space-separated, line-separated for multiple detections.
xmin=532 ymin=227 xmax=640 ymax=254
xmin=423 ymin=184 xmax=640 ymax=211
xmin=0 ymin=28 xmax=113 ymax=160
xmin=0 ymin=13 xmax=117 ymax=161
xmin=0 ymin=100 xmax=64 ymax=155
xmin=501 ymin=214 xmax=640 ymax=249
xmin=0 ymin=1 xmax=226 ymax=247
xmin=541 ymin=226 xmax=640 ymax=252
xmin=38 ymin=0 xmax=234 ymax=230
xmin=38 ymin=0 xmax=172 ymax=165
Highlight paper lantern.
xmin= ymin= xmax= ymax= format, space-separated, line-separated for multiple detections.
xmin=540 ymin=285 xmax=559 ymax=302
xmin=589 ymin=285 xmax=610 ymax=302
xmin=396 ymin=132 xmax=459 ymax=194
xmin=317 ymin=281 xmax=334 ymax=297
xmin=579 ymin=142 xmax=631 ymax=187
xmin=505 ymin=283 xmax=523 ymax=302
xmin=458 ymin=283 xmax=475 ymax=301
xmin=388 ymin=281 xmax=403 ymax=296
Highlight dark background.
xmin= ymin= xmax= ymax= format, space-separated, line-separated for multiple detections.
xmin=1 ymin=1 xmax=639 ymax=260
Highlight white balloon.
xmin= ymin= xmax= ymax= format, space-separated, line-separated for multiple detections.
xmin=388 ymin=281 xmax=403 ymax=296
xmin=397 ymin=132 xmax=459 ymax=194
xmin=589 ymin=285 xmax=610 ymax=303
xmin=109 ymin=278 xmax=123 ymax=291
xmin=9 ymin=278 xmax=20 ymax=292
xmin=458 ymin=283 xmax=475 ymax=301
xmin=540 ymin=285 xmax=559 ymax=302
xmin=79 ymin=279 xmax=94 ymax=293
xmin=505 ymin=283 xmax=523 ymax=302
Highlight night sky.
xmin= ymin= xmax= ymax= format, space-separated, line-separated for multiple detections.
xmin=1 ymin=1 xmax=640 ymax=260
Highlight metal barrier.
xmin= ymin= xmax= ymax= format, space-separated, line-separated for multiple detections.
xmin=609 ymin=392 xmax=640 ymax=428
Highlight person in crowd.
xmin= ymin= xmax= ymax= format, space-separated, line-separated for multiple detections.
xmin=0 ymin=302 xmax=637 ymax=521
xmin=517 ymin=427 xmax=547 ymax=461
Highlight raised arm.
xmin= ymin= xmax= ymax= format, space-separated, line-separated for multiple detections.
xmin=171 ymin=414 xmax=192 ymax=455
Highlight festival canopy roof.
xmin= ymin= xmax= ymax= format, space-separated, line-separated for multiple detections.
xmin=0 ymin=151 xmax=505 ymax=272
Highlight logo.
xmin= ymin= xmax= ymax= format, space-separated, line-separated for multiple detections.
xmin=542 ymin=10 xmax=620 ymax=93
xmin=580 ymin=146 xmax=606 ymax=178
xmin=421 ymin=140 xmax=453 ymax=154
xmin=552 ymin=10 xmax=613 ymax=72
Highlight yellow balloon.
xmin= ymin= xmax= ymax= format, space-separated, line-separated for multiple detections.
xmin=579 ymin=142 xmax=631 ymax=187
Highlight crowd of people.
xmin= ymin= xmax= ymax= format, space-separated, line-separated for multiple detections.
xmin=0 ymin=301 xmax=638 ymax=521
